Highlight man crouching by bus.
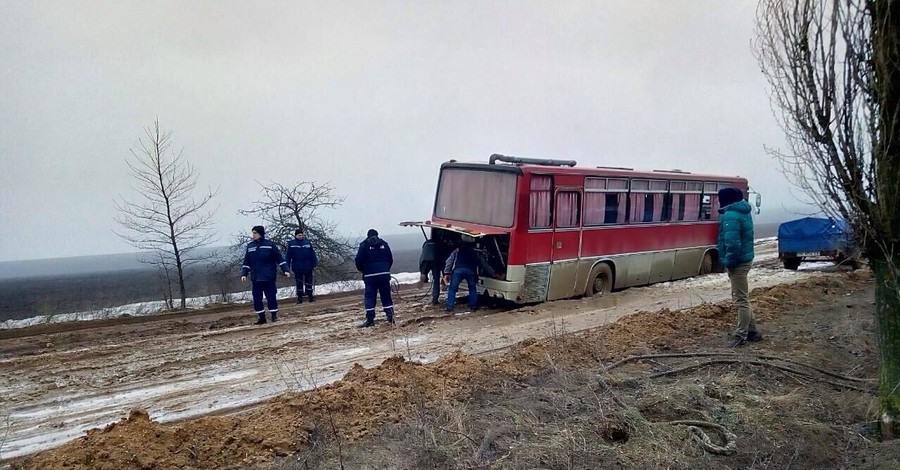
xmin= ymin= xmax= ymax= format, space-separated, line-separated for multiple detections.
xmin=355 ymin=229 xmax=395 ymax=328
xmin=718 ymin=187 xmax=761 ymax=347
xmin=443 ymin=236 xmax=495 ymax=313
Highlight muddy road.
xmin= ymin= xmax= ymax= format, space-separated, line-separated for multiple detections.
xmin=0 ymin=240 xmax=832 ymax=460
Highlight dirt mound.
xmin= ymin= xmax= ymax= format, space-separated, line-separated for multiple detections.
xmin=273 ymin=351 xmax=495 ymax=442
xmin=12 ymin=352 xmax=498 ymax=470
xmin=11 ymin=273 xmax=872 ymax=470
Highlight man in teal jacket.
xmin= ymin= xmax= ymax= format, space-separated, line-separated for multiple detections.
xmin=717 ymin=187 xmax=761 ymax=347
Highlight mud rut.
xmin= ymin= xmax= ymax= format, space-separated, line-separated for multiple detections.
xmin=0 ymin=240 xmax=824 ymax=460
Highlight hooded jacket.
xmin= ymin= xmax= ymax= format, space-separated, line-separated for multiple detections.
xmin=717 ymin=199 xmax=755 ymax=269
xmin=355 ymin=236 xmax=393 ymax=277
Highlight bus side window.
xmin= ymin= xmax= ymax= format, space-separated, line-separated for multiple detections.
xmin=584 ymin=177 xmax=626 ymax=226
xmin=530 ymin=175 xmax=553 ymax=229
xmin=556 ymin=191 xmax=581 ymax=228
xmin=585 ymin=193 xmax=626 ymax=225
xmin=661 ymin=193 xmax=673 ymax=221
xmin=631 ymin=192 xmax=664 ymax=223
xmin=682 ymin=182 xmax=703 ymax=221
xmin=606 ymin=193 xmax=625 ymax=224
xmin=643 ymin=194 xmax=654 ymax=222
xmin=583 ymin=191 xmax=605 ymax=225
xmin=645 ymin=192 xmax=667 ymax=222
xmin=675 ymin=194 xmax=686 ymax=221
xmin=683 ymin=193 xmax=701 ymax=221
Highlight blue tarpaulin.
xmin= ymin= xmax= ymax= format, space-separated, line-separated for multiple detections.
xmin=777 ymin=217 xmax=852 ymax=254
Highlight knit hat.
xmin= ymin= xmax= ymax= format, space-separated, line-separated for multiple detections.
xmin=717 ymin=187 xmax=744 ymax=207
xmin=252 ymin=225 xmax=265 ymax=237
xmin=367 ymin=229 xmax=378 ymax=238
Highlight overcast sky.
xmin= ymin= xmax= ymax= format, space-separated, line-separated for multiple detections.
xmin=0 ymin=1 xmax=802 ymax=262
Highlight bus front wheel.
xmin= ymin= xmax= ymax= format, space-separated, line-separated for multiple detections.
xmin=587 ymin=263 xmax=614 ymax=297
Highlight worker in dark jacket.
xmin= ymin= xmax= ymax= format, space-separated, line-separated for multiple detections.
xmin=443 ymin=237 xmax=495 ymax=313
xmin=717 ymin=187 xmax=760 ymax=347
xmin=286 ymin=228 xmax=318 ymax=304
xmin=419 ymin=236 xmax=450 ymax=305
xmin=354 ymin=229 xmax=394 ymax=327
xmin=241 ymin=225 xmax=291 ymax=325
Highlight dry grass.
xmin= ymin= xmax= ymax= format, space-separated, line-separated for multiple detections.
xmin=252 ymin=339 xmax=887 ymax=469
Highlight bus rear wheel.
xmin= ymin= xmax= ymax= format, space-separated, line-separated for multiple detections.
xmin=699 ymin=252 xmax=715 ymax=275
xmin=587 ymin=263 xmax=613 ymax=297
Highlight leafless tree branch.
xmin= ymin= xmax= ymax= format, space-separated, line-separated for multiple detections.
xmin=239 ymin=181 xmax=355 ymax=282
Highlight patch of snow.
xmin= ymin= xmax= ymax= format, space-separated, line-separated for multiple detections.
xmin=798 ymin=261 xmax=834 ymax=271
xmin=393 ymin=335 xmax=427 ymax=346
xmin=1 ymin=273 xmax=424 ymax=330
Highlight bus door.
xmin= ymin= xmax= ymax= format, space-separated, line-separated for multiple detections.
xmin=547 ymin=189 xmax=582 ymax=300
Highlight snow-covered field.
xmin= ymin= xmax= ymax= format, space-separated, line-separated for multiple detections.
xmin=0 ymin=273 xmax=423 ymax=329
xmin=0 ymin=238 xmax=792 ymax=330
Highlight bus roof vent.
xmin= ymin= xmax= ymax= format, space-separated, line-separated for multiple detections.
xmin=596 ymin=165 xmax=634 ymax=171
xmin=653 ymin=169 xmax=691 ymax=174
xmin=489 ymin=153 xmax=577 ymax=167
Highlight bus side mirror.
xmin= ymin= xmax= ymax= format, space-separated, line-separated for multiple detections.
xmin=754 ymin=193 xmax=762 ymax=214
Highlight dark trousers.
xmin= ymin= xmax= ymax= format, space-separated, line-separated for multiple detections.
xmin=363 ymin=274 xmax=394 ymax=321
xmin=430 ymin=267 xmax=442 ymax=304
xmin=252 ymin=280 xmax=278 ymax=318
xmin=294 ymin=270 xmax=314 ymax=299
xmin=447 ymin=268 xmax=478 ymax=310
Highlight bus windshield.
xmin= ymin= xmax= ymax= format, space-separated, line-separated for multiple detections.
xmin=434 ymin=168 xmax=518 ymax=227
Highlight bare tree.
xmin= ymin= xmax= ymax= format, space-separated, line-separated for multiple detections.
xmin=239 ymin=182 xmax=355 ymax=282
xmin=207 ymin=240 xmax=247 ymax=304
xmin=756 ymin=0 xmax=900 ymax=437
xmin=114 ymin=120 xmax=218 ymax=309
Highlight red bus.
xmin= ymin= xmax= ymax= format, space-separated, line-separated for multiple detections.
xmin=401 ymin=154 xmax=757 ymax=304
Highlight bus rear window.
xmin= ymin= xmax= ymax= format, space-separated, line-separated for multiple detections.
xmin=434 ymin=168 xmax=518 ymax=227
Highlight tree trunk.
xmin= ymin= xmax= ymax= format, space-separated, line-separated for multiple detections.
xmin=873 ymin=258 xmax=900 ymax=438
xmin=174 ymin=252 xmax=187 ymax=310
xmin=176 ymin=265 xmax=187 ymax=309
xmin=871 ymin=0 xmax=900 ymax=439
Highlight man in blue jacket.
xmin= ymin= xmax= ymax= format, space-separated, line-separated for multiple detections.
xmin=354 ymin=229 xmax=394 ymax=328
xmin=286 ymin=228 xmax=318 ymax=304
xmin=717 ymin=188 xmax=761 ymax=347
xmin=443 ymin=236 xmax=495 ymax=313
xmin=241 ymin=225 xmax=291 ymax=325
